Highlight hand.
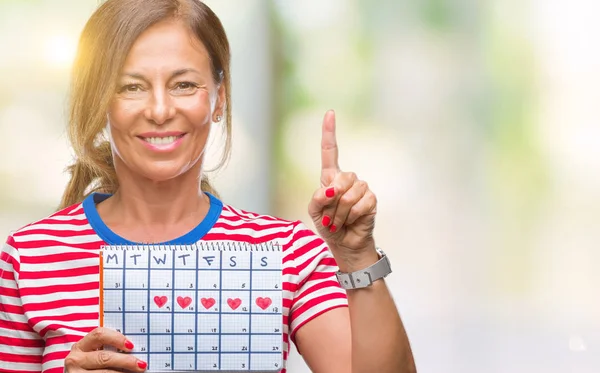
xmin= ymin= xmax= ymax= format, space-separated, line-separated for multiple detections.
xmin=64 ymin=327 xmax=147 ymax=372
xmin=308 ymin=110 xmax=379 ymax=270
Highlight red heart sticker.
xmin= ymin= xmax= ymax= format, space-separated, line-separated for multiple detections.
xmin=201 ymin=297 xmax=216 ymax=309
xmin=177 ymin=296 xmax=192 ymax=309
xmin=227 ymin=298 xmax=242 ymax=310
xmin=153 ymin=295 xmax=168 ymax=308
xmin=255 ymin=297 xmax=272 ymax=310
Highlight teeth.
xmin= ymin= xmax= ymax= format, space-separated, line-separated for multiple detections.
xmin=144 ymin=136 xmax=179 ymax=145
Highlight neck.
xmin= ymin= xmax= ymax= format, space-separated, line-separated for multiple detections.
xmin=98 ymin=161 xmax=211 ymax=233
xmin=113 ymin=180 xmax=207 ymax=226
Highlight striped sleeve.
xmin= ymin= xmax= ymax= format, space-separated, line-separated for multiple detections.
xmin=288 ymin=222 xmax=348 ymax=343
xmin=0 ymin=236 xmax=44 ymax=373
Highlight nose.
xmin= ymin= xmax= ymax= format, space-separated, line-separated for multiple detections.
xmin=144 ymin=89 xmax=176 ymax=125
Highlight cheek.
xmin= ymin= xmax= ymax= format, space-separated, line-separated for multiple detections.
xmin=107 ymin=101 xmax=142 ymax=161
xmin=180 ymin=92 xmax=213 ymax=127
xmin=108 ymin=100 xmax=143 ymax=132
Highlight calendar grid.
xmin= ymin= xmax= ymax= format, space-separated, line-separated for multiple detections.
xmin=104 ymin=309 xmax=281 ymax=316
xmin=100 ymin=242 xmax=284 ymax=372
xmin=104 ymin=268 xmax=282 ymax=272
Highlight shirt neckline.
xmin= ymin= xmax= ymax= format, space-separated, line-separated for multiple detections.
xmin=82 ymin=192 xmax=223 ymax=245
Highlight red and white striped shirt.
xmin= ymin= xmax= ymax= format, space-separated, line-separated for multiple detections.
xmin=0 ymin=192 xmax=348 ymax=373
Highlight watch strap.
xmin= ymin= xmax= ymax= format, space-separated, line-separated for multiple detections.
xmin=335 ymin=249 xmax=392 ymax=289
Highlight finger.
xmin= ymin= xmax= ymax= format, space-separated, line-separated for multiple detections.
xmin=65 ymin=368 xmax=136 ymax=373
xmin=320 ymin=169 xmax=338 ymax=189
xmin=66 ymin=349 xmax=146 ymax=371
xmin=74 ymin=328 xmax=132 ymax=353
xmin=321 ymin=110 xmax=340 ymax=177
xmin=309 ymin=171 xmax=355 ymax=220
xmin=330 ymin=180 xmax=369 ymax=231
xmin=319 ymin=172 xmax=357 ymax=231
xmin=65 ymin=369 xmax=125 ymax=373
xmin=345 ymin=189 xmax=377 ymax=226
xmin=308 ymin=187 xmax=337 ymax=223
xmin=309 ymin=172 xmax=354 ymax=219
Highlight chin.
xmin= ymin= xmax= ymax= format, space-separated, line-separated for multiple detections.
xmin=115 ymin=153 xmax=201 ymax=184
xmin=137 ymin=163 xmax=194 ymax=183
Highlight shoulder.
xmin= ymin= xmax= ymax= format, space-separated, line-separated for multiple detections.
xmin=1 ymin=201 xmax=88 ymax=274
xmin=7 ymin=201 xmax=88 ymax=245
xmin=219 ymin=202 xmax=300 ymax=236
xmin=219 ymin=203 xmax=324 ymax=253
xmin=220 ymin=203 xmax=295 ymax=225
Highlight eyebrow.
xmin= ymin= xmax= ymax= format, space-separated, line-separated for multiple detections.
xmin=121 ymin=68 xmax=201 ymax=81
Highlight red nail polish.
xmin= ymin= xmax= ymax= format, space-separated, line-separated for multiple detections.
xmin=325 ymin=187 xmax=335 ymax=198
xmin=125 ymin=340 xmax=134 ymax=350
xmin=322 ymin=216 xmax=331 ymax=226
xmin=137 ymin=360 xmax=148 ymax=369
xmin=329 ymin=225 xmax=337 ymax=233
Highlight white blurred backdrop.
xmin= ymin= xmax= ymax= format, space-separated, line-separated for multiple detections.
xmin=1 ymin=0 xmax=600 ymax=372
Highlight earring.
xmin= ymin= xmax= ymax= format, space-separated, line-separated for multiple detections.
xmin=216 ymin=114 xmax=222 ymax=122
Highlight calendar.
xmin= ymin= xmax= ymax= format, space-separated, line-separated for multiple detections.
xmin=99 ymin=242 xmax=283 ymax=372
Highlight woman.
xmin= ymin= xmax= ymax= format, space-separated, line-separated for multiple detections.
xmin=0 ymin=1 xmax=415 ymax=372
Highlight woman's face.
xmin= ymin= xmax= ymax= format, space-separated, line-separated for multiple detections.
xmin=108 ymin=19 xmax=224 ymax=183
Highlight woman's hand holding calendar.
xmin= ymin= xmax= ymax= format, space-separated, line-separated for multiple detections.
xmin=308 ymin=110 xmax=380 ymax=273
xmin=64 ymin=327 xmax=147 ymax=372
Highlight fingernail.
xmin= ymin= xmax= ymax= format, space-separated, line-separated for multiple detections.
xmin=322 ymin=216 xmax=331 ymax=226
xmin=325 ymin=187 xmax=335 ymax=198
xmin=125 ymin=340 xmax=134 ymax=350
xmin=329 ymin=225 xmax=337 ymax=233
xmin=137 ymin=360 xmax=147 ymax=369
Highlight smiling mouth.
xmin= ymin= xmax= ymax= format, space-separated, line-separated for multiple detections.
xmin=140 ymin=134 xmax=186 ymax=145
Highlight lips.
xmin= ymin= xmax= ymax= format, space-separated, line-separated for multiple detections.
xmin=141 ymin=134 xmax=185 ymax=145
xmin=136 ymin=132 xmax=187 ymax=152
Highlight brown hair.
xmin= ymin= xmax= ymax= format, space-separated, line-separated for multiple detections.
xmin=59 ymin=0 xmax=232 ymax=209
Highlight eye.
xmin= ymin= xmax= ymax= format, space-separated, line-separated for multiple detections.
xmin=174 ymin=82 xmax=198 ymax=91
xmin=118 ymin=84 xmax=143 ymax=93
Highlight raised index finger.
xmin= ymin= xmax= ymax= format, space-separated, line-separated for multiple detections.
xmin=321 ymin=110 xmax=340 ymax=173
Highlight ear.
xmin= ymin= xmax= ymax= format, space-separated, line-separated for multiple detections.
xmin=213 ymin=83 xmax=226 ymax=122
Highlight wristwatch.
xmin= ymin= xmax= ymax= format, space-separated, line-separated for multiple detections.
xmin=335 ymin=248 xmax=392 ymax=289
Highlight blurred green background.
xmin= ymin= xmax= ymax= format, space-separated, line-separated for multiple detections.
xmin=1 ymin=0 xmax=600 ymax=372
